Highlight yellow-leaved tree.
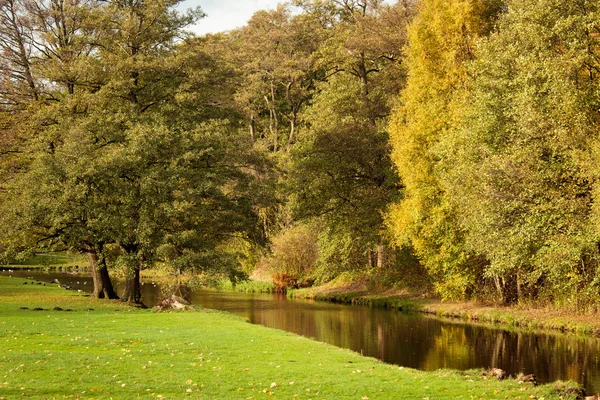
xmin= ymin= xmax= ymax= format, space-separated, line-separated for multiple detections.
xmin=387 ymin=0 xmax=503 ymax=299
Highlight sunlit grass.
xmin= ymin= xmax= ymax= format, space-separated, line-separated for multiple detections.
xmin=0 ymin=276 xmax=581 ymax=399
xmin=3 ymin=252 xmax=84 ymax=268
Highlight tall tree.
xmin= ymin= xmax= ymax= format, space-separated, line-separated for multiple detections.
xmin=0 ymin=0 xmax=121 ymax=297
xmin=89 ymin=0 xmax=203 ymax=303
xmin=387 ymin=0 xmax=503 ymax=299
xmin=442 ymin=0 xmax=600 ymax=306
xmin=228 ymin=4 xmax=326 ymax=149
xmin=289 ymin=0 xmax=415 ymax=273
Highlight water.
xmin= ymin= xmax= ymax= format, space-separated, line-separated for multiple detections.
xmin=4 ymin=268 xmax=600 ymax=394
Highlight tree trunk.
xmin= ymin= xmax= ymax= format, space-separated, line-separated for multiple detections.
xmin=376 ymin=243 xmax=385 ymax=269
xmin=288 ymin=112 xmax=296 ymax=146
xmin=493 ymin=275 xmax=503 ymax=302
xmin=249 ymin=113 xmax=255 ymax=142
xmin=367 ymin=250 xmax=375 ymax=268
xmin=88 ymin=252 xmax=119 ymax=299
xmin=121 ymin=263 xmax=143 ymax=306
xmin=265 ymin=82 xmax=279 ymax=151
xmin=499 ymin=275 xmax=518 ymax=304
xmin=358 ymin=52 xmax=369 ymax=96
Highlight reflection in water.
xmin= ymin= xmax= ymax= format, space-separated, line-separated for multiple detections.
xmin=4 ymin=268 xmax=600 ymax=394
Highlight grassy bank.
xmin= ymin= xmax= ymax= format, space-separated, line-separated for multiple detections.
xmin=290 ymin=280 xmax=600 ymax=337
xmin=217 ymin=279 xmax=276 ymax=293
xmin=0 ymin=276 xmax=583 ymax=399
xmin=2 ymin=253 xmax=85 ymax=269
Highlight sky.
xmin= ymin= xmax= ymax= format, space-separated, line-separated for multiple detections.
xmin=181 ymin=0 xmax=284 ymax=35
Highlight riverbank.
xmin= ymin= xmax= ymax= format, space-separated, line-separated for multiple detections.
xmin=0 ymin=276 xmax=584 ymax=399
xmin=289 ymin=280 xmax=600 ymax=337
xmin=8 ymin=256 xmax=600 ymax=338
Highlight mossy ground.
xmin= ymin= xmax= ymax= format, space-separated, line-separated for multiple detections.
xmin=0 ymin=276 xmax=583 ymax=399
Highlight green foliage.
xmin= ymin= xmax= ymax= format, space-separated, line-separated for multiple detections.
xmin=6 ymin=0 xmax=600 ymax=306
xmin=290 ymin=95 xmax=397 ymax=248
xmin=265 ymin=224 xmax=319 ymax=282
xmin=310 ymin=226 xmax=365 ymax=284
xmin=0 ymin=0 xmax=266 ymax=300
xmin=440 ymin=0 xmax=600 ymax=306
xmin=232 ymin=280 xmax=276 ymax=293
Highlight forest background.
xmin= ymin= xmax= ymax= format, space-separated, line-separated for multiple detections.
xmin=1 ymin=0 xmax=599 ymax=310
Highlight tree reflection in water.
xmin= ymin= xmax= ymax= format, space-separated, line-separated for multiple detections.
xmin=190 ymin=290 xmax=600 ymax=394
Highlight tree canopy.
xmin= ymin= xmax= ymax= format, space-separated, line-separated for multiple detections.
xmin=3 ymin=0 xmax=600 ymax=309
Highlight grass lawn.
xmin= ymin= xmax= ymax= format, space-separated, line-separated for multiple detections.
xmin=0 ymin=276 xmax=581 ymax=399
xmin=3 ymin=253 xmax=84 ymax=268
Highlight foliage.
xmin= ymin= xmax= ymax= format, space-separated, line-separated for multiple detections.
xmin=232 ymin=279 xmax=276 ymax=293
xmin=287 ymin=0 xmax=414 ymax=273
xmin=309 ymin=226 xmax=366 ymax=284
xmin=440 ymin=0 xmax=600 ymax=306
xmin=290 ymin=73 xmax=400 ymax=251
xmin=5 ymin=0 xmax=600 ymax=307
xmin=0 ymin=0 xmax=265 ymax=302
xmin=265 ymin=224 xmax=318 ymax=283
xmin=387 ymin=0 xmax=504 ymax=300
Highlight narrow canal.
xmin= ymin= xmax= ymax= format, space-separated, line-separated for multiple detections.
xmin=4 ymin=268 xmax=600 ymax=394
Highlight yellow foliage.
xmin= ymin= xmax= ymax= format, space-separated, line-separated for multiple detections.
xmin=387 ymin=0 xmax=501 ymax=299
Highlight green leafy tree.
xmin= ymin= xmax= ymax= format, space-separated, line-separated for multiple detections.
xmin=442 ymin=0 xmax=600 ymax=306
xmin=289 ymin=0 xmax=414 ymax=273
xmin=0 ymin=0 xmax=266 ymax=305
xmin=0 ymin=0 xmax=120 ymax=297
xmin=230 ymin=4 xmax=326 ymax=149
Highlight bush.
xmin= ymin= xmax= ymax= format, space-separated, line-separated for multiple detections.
xmin=266 ymin=224 xmax=318 ymax=291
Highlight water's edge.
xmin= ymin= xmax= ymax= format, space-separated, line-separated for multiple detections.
xmin=3 ymin=268 xmax=600 ymax=394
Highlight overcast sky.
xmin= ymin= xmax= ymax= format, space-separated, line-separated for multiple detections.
xmin=181 ymin=0 xmax=284 ymax=35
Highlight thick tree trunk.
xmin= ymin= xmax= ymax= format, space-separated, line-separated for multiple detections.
xmin=88 ymin=252 xmax=119 ymax=299
xmin=121 ymin=264 xmax=143 ymax=306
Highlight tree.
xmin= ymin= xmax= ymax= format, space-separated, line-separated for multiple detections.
xmin=442 ymin=0 xmax=600 ymax=306
xmin=226 ymin=4 xmax=326 ymax=149
xmin=0 ymin=0 xmax=120 ymax=297
xmin=387 ymin=0 xmax=503 ymax=299
xmin=0 ymin=0 xmax=267 ymax=305
xmin=289 ymin=73 xmax=400 ymax=269
xmin=288 ymin=0 xmax=414 ymax=272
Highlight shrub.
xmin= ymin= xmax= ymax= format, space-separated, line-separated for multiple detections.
xmin=266 ymin=224 xmax=318 ymax=290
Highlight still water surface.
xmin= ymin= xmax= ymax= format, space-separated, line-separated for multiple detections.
xmin=4 ymin=268 xmax=600 ymax=394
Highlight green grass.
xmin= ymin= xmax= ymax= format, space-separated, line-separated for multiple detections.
xmin=232 ymin=280 xmax=275 ymax=293
xmin=0 ymin=276 xmax=582 ymax=399
xmin=215 ymin=279 xmax=276 ymax=293
xmin=3 ymin=253 xmax=84 ymax=268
